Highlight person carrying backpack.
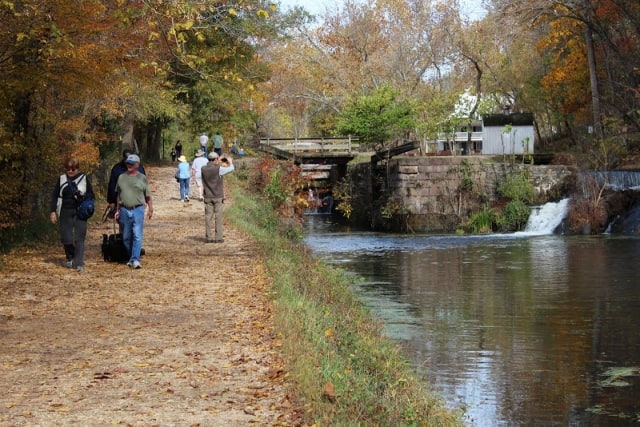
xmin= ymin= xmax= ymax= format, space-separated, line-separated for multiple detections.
xmin=50 ymin=157 xmax=95 ymax=272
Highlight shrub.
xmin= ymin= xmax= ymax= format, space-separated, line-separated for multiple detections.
xmin=498 ymin=170 xmax=535 ymax=204
xmin=466 ymin=207 xmax=497 ymax=233
xmin=499 ymin=199 xmax=531 ymax=232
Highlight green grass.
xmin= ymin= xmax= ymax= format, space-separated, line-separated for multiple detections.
xmin=226 ymin=177 xmax=464 ymax=427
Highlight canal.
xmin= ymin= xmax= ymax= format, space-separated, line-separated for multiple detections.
xmin=303 ymin=213 xmax=640 ymax=426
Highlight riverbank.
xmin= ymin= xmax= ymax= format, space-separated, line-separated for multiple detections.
xmin=226 ymin=162 xmax=463 ymax=426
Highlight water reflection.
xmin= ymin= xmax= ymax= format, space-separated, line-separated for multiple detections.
xmin=304 ymin=216 xmax=640 ymax=426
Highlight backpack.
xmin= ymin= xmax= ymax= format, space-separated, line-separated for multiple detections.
xmin=66 ymin=174 xmax=95 ymax=221
xmin=77 ymin=198 xmax=95 ymax=221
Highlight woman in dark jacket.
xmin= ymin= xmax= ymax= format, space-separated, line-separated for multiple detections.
xmin=50 ymin=157 xmax=95 ymax=272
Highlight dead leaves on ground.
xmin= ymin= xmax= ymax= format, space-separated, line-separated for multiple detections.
xmin=0 ymin=165 xmax=303 ymax=426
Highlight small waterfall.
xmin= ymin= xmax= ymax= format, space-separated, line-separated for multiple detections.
xmin=585 ymin=170 xmax=640 ymax=191
xmin=521 ymin=198 xmax=570 ymax=235
xmin=305 ymin=195 xmax=334 ymax=215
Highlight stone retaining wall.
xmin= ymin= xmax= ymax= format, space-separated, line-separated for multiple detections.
xmin=371 ymin=157 xmax=573 ymax=232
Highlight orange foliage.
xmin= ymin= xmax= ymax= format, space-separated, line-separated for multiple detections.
xmin=537 ymin=18 xmax=590 ymax=118
xmin=71 ymin=143 xmax=101 ymax=173
xmin=248 ymin=158 xmax=311 ymax=220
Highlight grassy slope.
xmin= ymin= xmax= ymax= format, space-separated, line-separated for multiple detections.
xmin=226 ymin=176 xmax=463 ymax=427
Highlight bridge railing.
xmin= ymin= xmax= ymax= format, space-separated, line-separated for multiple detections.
xmin=436 ymin=131 xmax=483 ymax=142
xmin=260 ymin=137 xmax=360 ymax=154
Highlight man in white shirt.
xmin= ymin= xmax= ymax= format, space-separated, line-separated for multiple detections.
xmin=191 ymin=149 xmax=209 ymax=200
xmin=199 ymin=132 xmax=209 ymax=157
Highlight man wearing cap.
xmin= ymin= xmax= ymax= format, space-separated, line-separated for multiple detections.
xmin=107 ymin=149 xmax=146 ymax=215
xmin=191 ymin=149 xmax=209 ymax=201
xmin=201 ymin=152 xmax=234 ymax=243
xmin=114 ymin=154 xmax=153 ymax=269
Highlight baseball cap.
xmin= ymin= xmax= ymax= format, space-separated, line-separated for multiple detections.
xmin=125 ymin=154 xmax=140 ymax=164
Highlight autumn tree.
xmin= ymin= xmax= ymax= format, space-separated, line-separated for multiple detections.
xmin=260 ymin=0 xmax=392 ymax=137
xmin=0 ymin=0 xmax=287 ymax=240
xmin=154 ymin=1 xmax=280 ymax=150
xmin=0 ymin=0 xmax=158 ymax=233
xmin=491 ymin=0 xmax=640 ymax=145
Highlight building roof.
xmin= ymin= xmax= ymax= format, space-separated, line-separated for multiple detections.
xmin=482 ymin=113 xmax=534 ymax=127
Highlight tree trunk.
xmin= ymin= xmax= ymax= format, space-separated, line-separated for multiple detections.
xmin=122 ymin=114 xmax=136 ymax=151
xmin=584 ymin=21 xmax=602 ymax=138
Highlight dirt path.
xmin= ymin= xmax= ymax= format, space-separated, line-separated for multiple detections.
xmin=0 ymin=165 xmax=300 ymax=426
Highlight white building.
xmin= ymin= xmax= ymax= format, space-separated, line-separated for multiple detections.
xmin=433 ymin=113 xmax=535 ymax=155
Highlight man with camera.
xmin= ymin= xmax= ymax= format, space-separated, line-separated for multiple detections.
xmin=201 ymin=152 xmax=234 ymax=243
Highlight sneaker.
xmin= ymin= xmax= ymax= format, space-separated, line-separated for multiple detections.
xmin=76 ymin=266 xmax=84 ymax=272
xmin=215 ymin=239 xmax=224 ymax=243
xmin=132 ymin=260 xmax=142 ymax=269
xmin=185 ymin=196 xmax=189 ymax=202
xmin=126 ymin=261 xmax=133 ymax=268
xmin=65 ymin=260 xmax=73 ymax=268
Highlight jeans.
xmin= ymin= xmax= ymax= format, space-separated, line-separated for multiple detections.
xmin=119 ymin=205 xmax=145 ymax=262
xmin=179 ymin=178 xmax=190 ymax=201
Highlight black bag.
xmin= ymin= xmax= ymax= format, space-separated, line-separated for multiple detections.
xmin=67 ymin=174 xmax=94 ymax=220
xmin=101 ymin=222 xmax=129 ymax=263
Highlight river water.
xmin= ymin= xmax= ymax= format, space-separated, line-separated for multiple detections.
xmin=303 ymin=212 xmax=640 ymax=426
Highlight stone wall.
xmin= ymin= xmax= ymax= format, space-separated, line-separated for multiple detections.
xmin=374 ymin=157 xmax=573 ymax=232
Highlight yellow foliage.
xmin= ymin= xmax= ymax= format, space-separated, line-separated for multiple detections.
xmin=536 ymin=16 xmax=590 ymax=116
xmin=70 ymin=143 xmax=101 ymax=174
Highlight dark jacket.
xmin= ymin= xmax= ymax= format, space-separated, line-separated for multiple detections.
xmin=50 ymin=173 xmax=95 ymax=214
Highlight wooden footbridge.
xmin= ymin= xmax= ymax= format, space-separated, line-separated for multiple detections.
xmin=259 ymin=137 xmax=359 ymax=161
xmin=259 ymin=137 xmax=421 ymax=181
xmin=259 ymin=137 xmax=360 ymax=180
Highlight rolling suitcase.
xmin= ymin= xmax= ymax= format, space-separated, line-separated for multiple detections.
xmin=101 ymin=221 xmax=129 ymax=263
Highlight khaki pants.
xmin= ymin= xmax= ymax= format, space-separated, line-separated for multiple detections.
xmin=204 ymin=197 xmax=224 ymax=241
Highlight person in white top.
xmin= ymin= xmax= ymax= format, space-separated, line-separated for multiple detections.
xmin=199 ymin=133 xmax=209 ymax=157
xmin=191 ymin=149 xmax=209 ymax=200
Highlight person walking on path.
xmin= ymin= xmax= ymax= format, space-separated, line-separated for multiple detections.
xmin=50 ymin=157 xmax=95 ymax=272
xmin=191 ymin=149 xmax=208 ymax=200
xmin=201 ymin=152 xmax=234 ymax=243
xmin=114 ymin=154 xmax=153 ymax=269
xmin=174 ymin=140 xmax=183 ymax=158
xmin=107 ymin=149 xmax=146 ymax=216
xmin=176 ymin=155 xmax=191 ymax=202
xmin=199 ymin=132 xmax=209 ymax=157
xmin=213 ymin=131 xmax=224 ymax=156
